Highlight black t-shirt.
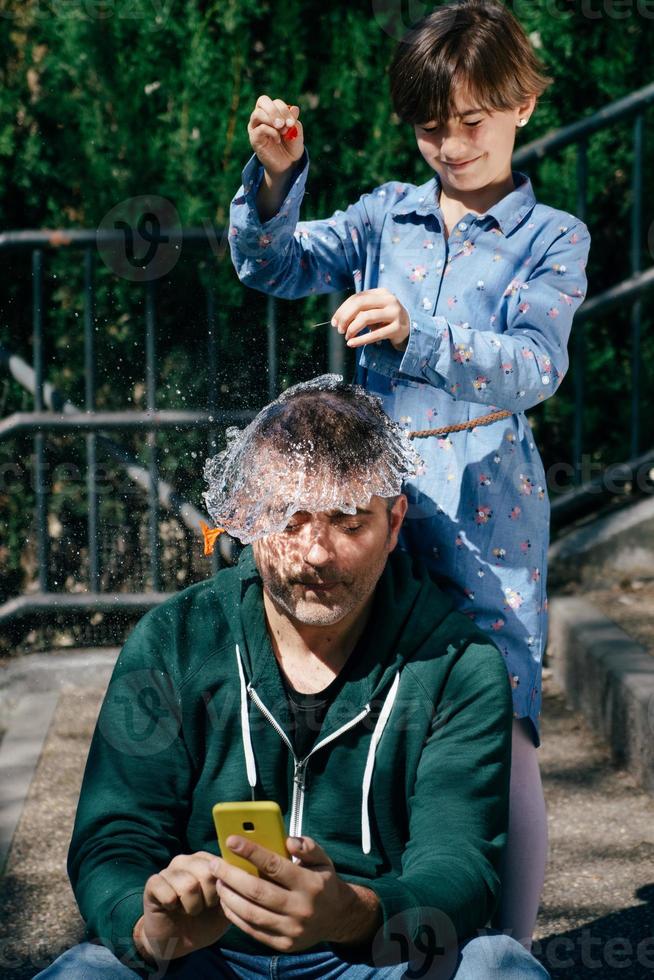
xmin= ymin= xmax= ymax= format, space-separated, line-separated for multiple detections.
xmin=276 ymin=653 xmax=356 ymax=760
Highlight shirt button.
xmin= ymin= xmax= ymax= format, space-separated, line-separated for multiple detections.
xmin=458 ymin=221 xmax=468 ymax=231
xmin=541 ymin=374 xmax=550 ymax=384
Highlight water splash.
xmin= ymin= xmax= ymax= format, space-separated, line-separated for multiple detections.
xmin=203 ymin=374 xmax=421 ymax=543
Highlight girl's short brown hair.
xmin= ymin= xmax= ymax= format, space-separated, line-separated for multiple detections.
xmin=389 ymin=0 xmax=552 ymax=126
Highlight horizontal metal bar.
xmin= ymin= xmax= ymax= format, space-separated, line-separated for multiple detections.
xmin=0 ymin=228 xmax=221 ymax=251
xmin=514 ymin=80 xmax=654 ymax=167
xmin=575 ymin=265 xmax=654 ymax=322
xmin=0 ymin=409 xmax=256 ymax=440
xmin=0 ymin=343 xmax=239 ymax=567
xmin=550 ymin=446 xmax=654 ymax=528
xmin=0 ymin=591 xmax=176 ymax=626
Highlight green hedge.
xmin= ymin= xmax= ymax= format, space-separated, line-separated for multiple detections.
xmin=0 ymin=0 xmax=653 ymax=643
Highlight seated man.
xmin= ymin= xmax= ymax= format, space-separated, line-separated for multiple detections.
xmin=37 ymin=375 xmax=549 ymax=979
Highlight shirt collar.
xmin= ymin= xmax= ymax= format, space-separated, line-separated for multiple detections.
xmin=390 ymin=169 xmax=536 ymax=237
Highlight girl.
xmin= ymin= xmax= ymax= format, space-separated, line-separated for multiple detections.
xmin=228 ymin=0 xmax=590 ymax=949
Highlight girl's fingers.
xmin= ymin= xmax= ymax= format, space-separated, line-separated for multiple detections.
xmin=344 ymin=307 xmax=392 ymax=340
xmin=252 ymin=95 xmax=300 ymax=148
xmin=272 ymin=97 xmax=296 ymax=128
xmin=249 ymin=121 xmax=282 ymax=146
xmin=251 ymin=99 xmax=276 ymax=131
xmin=332 ymin=289 xmax=393 ymax=330
xmin=347 ymin=324 xmax=397 ymax=348
xmin=249 ymin=107 xmax=280 ymax=133
xmin=255 ymin=94 xmax=279 ymax=118
xmin=255 ymin=95 xmax=295 ymax=130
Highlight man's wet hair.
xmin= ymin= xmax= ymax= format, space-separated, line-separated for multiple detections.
xmin=203 ymin=375 xmax=420 ymax=543
xmin=256 ymin=382 xmax=400 ymax=480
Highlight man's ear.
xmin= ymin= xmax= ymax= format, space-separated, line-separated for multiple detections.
xmin=388 ymin=494 xmax=408 ymax=550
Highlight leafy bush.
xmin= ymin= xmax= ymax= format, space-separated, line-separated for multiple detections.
xmin=0 ymin=0 xmax=652 ymax=647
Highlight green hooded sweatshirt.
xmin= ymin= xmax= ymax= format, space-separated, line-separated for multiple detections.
xmin=68 ymin=546 xmax=513 ymax=972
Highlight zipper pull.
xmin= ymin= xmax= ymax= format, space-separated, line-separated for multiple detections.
xmin=294 ymin=758 xmax=308 ymax=791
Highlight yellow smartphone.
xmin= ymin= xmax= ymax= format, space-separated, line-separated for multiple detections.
xmin=212 ymin=801 xmax=290 ymax=876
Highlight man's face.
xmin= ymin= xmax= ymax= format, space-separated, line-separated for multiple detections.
xmin=252 ymin=494 xmax=408 ymax=627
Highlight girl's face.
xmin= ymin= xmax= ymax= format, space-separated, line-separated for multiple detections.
xmin=414 ymin=86 xmax=536 ymax=195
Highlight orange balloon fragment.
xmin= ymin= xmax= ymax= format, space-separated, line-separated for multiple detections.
xmin=200 ymin=520 xmax=226 ymax=556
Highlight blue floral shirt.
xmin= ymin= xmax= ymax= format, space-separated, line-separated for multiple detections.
xmin=229 ymin=149 xmax=591 ymax=740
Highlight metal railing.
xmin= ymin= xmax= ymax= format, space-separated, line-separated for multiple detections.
xmin=2 ymin=82 xmax=654 ymax=626
xmin=0 ymin=229 xmax=344 ymax=626
xmin=514 ymin=81 xmax=654 ymax=510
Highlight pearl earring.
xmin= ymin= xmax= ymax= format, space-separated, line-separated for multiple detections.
xmin=519 ymin=119 xmax=528 ymax=127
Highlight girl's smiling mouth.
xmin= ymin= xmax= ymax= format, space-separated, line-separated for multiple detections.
xmin=442 ymin=157 xmax=480 ymax=169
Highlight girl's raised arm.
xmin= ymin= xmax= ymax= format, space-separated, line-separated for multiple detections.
xmin=229 ymin=94 xmax=376 ymax=300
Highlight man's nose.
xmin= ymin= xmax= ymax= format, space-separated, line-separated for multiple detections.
xmin=303 ymin=532 xmax=334 ymax=566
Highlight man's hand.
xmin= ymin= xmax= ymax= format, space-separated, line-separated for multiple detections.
xmin=331 ymin=289 xmax=411 ymax=351
xmin=209 ymin=834 xmax=381 ymax=953
xmin=133 ymin=851 xmax=230 ymax=964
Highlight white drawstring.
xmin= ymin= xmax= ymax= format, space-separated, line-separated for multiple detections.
xmin=361 ymin=671 xmax=401 ymax=854
xmin=235 ymin=645 xmax=258 ymax=790
xmin=236 ymin=642 xmax=400 ymax=853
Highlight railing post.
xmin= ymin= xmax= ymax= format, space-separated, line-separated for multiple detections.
xmin=84 ymin=248 xmax=100 ymax=592
xmin=266 ymin=295 xmax=278 ymax=399
xmin=206 ymin=285 xmax=221 ymax=574
xmin=32 ymin=248 xmax=49 ymax=592
xmin=145 ymin=280 xmax=160 ymax=591
xmin=327 ymin=292 xmax=345 ymax=377
xmin=573 ymin=139 xmax=588 ymax=485
xmin=630 ymin=113 xmax=644 ymax=461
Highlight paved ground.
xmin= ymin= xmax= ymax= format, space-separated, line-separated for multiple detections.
xmin=573 ymin=578 xmax=654 ymax=657
xmin=0 ymin=669 xmax=653 ymax=979
xmin=534 ymin=673 xmax=654 ymax=978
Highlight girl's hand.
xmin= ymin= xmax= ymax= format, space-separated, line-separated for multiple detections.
xmin=248 ymin=95 xmax=304 ymax=177
xmin=331 ymin=288 xmax=411 ymax=351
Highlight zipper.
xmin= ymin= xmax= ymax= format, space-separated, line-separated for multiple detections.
xmin=247 ymin=684 xmax=372 ymax=838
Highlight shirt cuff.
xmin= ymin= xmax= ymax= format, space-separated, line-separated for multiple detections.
xmin=236 ymin=148 xmax=310 ymax=233
xmin=356 ymin=340 xmax=403 ymax=379
xmin=357 ymin=312 xmax=447 ymax=385
xmin=329 ymin=872 xmax=421 ymax=965
xmin=398 ymin=314 xmax=448 ymax=383
xmin=108 ymin=889 xmax=158 ymax=975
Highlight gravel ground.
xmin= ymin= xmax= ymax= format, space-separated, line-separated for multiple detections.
xmin=0 ymin=674 xmax=653 ymax=980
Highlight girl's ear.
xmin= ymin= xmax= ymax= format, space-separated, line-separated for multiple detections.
xmin=516 ymin=94 xmax=537 ymax=127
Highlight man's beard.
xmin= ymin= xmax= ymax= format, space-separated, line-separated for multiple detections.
xmin=256 ymin=523 xmax=392 ymax=627
xmin=263 ymin=572 xmax=357 ymax=626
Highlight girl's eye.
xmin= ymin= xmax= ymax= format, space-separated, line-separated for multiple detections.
xmin=421 ymin=119 xmax=482 ymax=133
